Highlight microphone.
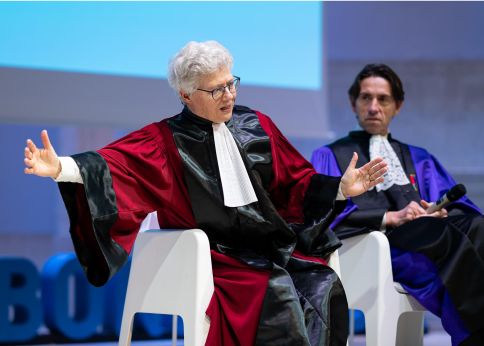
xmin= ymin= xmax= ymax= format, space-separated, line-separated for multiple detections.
xmin=426 ymin=184 xmax=466 ymax=214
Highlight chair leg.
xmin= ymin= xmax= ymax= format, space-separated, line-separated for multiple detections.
xmin=348 ymin=309 xmax=355 ymax=346
xmin=172 ymin=315 xmax=178 ymax=346
xmin=182 ymin=316 xmax=195 ymax=346
xmin=364 ymin=306 xmax=399 ymax=346
xmin=118 ymin=312 xmax=135 ymax=346
xmin=396 ymin=312 xmax=424 ymax=346
xmin=181 ymin=311 xmax=210 ymax=346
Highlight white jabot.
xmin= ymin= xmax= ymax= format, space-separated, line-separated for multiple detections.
xmin=369 ymin=134 xmax=409 ymax=191
xmin=212 ymin=122 xmax=258 ymax=207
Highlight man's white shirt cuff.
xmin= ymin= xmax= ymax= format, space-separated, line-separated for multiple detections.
xmin=380 ymin=212 xmax=387 ymax=233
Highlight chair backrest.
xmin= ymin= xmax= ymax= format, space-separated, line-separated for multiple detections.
xmin=119 ymin=229 xmax=214 ymax=346
xmin=328 ymin=251 xmax=342 ymax=276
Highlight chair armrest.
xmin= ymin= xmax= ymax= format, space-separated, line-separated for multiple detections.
xmin=328 ymin=251 xmax=342 ymax=277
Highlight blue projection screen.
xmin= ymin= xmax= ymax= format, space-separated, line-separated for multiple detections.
xmin=0 ymin=2 xmax=328 ymax=240
xmin=0 ymin=2 xmax=321 ymax=90
xmin=0 ymin=2 xmax=328 ymax=139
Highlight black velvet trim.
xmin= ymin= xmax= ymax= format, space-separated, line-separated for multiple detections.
xmin=303 ymin=174 xmax=342 ymax=221
xmin=292 ymin=219 xmax=343 ymax=258
xmin=58 ymin=151 xmax=128 ymax=286
xmin=227 ymin=106 xmax=272 ymax=190
xmin=329 ymin=133 xmax=370 ymax=174
xmin=396 ymin=141 xmax=418 ymax=180
xmin=293 ymin=174 xmax=345 ymax=257
xmin=71 ymin=152 xmax=118 ymax=218
xmin=181 ymin=106 xmax=214 ymax=130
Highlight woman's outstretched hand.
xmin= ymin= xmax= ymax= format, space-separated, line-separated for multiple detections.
xmin=340 ymin=152 xmax=387 ymax=198
xmin=24 ymin=130 xmax=61 ymax=179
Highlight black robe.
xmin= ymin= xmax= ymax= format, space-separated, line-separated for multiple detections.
xmin=312 ymin=131 xmax=484 ymax=346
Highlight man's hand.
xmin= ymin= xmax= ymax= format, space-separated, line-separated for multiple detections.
xmin=386 ymin=201 xmax=426 ymax=227
xmin=420 ymin=200 xmax=448 ymax=218
xmin=24 ymin=130 xmax=61 ymax=179
xmin=340 ymin=152 xmax=387 ymax=198
xmin=385 ymin=200 xmax=448 ymax=228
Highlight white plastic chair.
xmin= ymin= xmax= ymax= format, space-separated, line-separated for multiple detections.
xmin=328 ymin=251 xmax=342 ymax=276
xmin=328 ymin=251 xmax=351 ymax=346
xmin=338 ymin=231 xmax=425 ymax=346
xmin=119 ymin=229 xmax=214 ymax=346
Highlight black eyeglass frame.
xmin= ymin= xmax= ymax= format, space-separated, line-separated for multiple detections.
xmin=196 ymin=76 xmax=240 ymax=100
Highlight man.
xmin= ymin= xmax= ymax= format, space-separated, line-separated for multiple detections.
xmin=24 ymin=41 xmax=386 ymax=345
xmin=311 ymin=63 xmax=484 ymax=346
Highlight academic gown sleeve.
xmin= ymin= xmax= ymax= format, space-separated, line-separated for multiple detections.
xmin=58 ymin=121 xmax=196 ymax=287
xmin=256 ymin=112 xmax=346 ymax=256
xmin=311 ymin=146 xmax=369 ymax=238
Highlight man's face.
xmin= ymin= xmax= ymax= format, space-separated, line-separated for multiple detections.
xmin=352 ymin=76 xmax=402 ymax=135
xmin=182 ymin=66 xmax=236 ymax=124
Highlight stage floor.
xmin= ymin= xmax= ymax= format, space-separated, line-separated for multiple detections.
xmin=30 ymin=330 xmax=451 ymax=346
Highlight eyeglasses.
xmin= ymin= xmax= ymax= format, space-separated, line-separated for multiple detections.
xmin=357 ymin=93 xmax=394 ymax=107
xmin=197 ymin=76 xmax=240 ymax=100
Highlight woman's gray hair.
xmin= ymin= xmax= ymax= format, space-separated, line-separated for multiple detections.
xmin=168 ymin=40 xmax=233 ymax=95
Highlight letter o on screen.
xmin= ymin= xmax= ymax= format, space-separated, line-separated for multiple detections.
xmin=41 ymin=253 xmax=104 ymax=340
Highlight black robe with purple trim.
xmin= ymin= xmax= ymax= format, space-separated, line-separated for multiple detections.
xmin=58 ymin=105 xmax=349 ymax=345
xmin=311 ymin=131 xmax=484 ymax=346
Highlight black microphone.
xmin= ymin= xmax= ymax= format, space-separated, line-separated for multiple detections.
xmin=426 ymin=184 xmax=466 ymax=214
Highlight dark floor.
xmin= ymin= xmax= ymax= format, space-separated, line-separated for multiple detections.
xmin=18 ymin=312 xmax=452 ymax=346
xmin=31 ymin=331 xmax=451 ymax=346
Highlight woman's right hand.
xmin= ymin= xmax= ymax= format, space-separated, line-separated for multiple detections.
xmin=24 ymin=130 xmax=61 ymax=178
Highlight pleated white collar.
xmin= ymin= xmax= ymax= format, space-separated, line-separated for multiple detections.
xmin=212 ymin=122 xmax=258 ymax=207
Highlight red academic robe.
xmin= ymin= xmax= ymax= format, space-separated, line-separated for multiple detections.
xmin=59 ymin=105 xmax=348 ymax=345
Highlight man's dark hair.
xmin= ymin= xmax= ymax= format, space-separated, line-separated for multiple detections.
xmin=348 ymin=64 xmax=405 ymax=106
